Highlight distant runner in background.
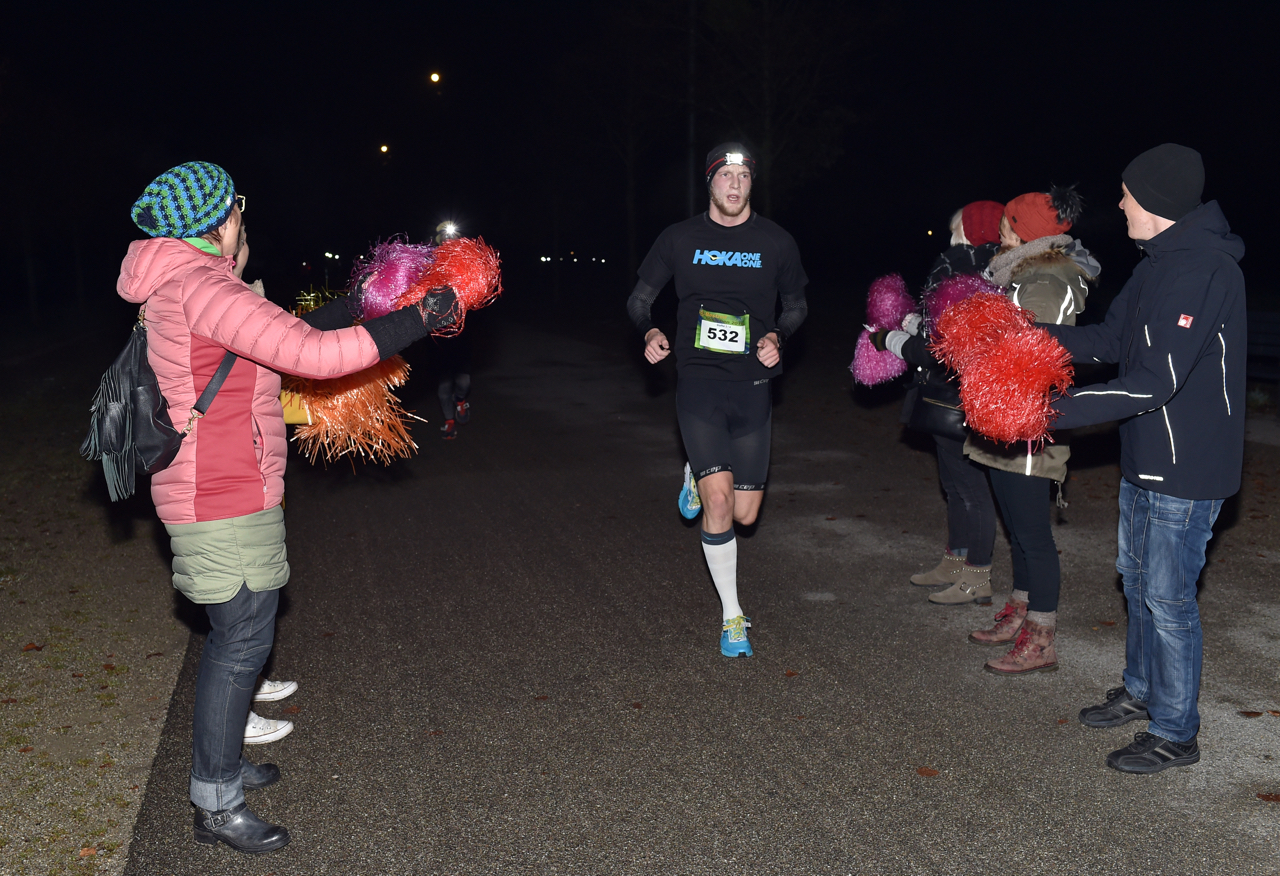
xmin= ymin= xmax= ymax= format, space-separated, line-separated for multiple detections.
xmin=434 ymin=220 xmax=473 ymax=440
xmin=626 ymin=142 xmax=808 ymax=658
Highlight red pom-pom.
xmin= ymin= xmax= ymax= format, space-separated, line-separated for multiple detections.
xmin=930 ymin=290 xmax=1072 ymax=446
xmin=958 ymin=327 xmax=1073 ymax=445
xmin=396 ymin=237 xmax=503 ymax=335
xmin=931 ymin=291 xmax=1031 ymax=374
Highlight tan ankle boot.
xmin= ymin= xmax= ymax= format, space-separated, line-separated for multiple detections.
xmin=910 ymin=551 xmax=966 ymax=586
xmin=969 ymin=600 xmax=1028 ymax=645
xmin=927 ymin=563 xmax=992 ymax=605
xmin=984 ymin=617 xmax=1058 ymax=674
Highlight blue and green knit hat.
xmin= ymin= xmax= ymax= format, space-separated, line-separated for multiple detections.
xmin=130 ymin=162 xmax=236 ymax=238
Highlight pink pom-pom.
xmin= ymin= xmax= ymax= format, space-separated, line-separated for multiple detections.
xmin=851 ymin=328 xmax=908 ymax=386
xmin=865 ymin=273 xmax=915 ymax=330
xmin=925 ymin=273 xmax=1003 ymax=329
xmin=959 ymin=326 xmax=1073 ymax=445
xmin=349 ymin=239 xmax=436 ymax=319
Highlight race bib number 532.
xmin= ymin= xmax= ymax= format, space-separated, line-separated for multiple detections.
xmin=695 ymin=308 xmax=750 ymax=354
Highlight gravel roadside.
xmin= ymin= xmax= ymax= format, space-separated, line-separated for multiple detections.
xmin=1 ymin=339 xmax=190 ymax=876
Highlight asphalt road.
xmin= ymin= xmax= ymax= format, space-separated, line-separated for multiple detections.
xmin=121 ymin=315 xmax=1280 ymax=875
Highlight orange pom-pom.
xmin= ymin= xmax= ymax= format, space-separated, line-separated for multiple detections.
xmin=282 ymin=357 xmax=419 ymax=465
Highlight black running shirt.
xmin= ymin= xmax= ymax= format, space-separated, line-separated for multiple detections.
xmin=637 ymin=212 xmax=808 ymax=381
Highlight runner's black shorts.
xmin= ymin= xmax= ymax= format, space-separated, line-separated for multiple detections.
xmin=676 ymin=376 xmax=772 ymax=490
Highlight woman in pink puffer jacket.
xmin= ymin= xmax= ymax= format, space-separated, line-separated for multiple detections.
xmin=122 ymin=162 xmax=453 ymax=854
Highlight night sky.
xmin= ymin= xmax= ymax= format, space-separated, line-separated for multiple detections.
xmin=2 ymin=1 xmax=1273 ymax=346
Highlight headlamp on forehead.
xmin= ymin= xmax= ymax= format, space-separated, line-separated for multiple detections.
xmin=704 ymin=143 xmax=757 ymax=188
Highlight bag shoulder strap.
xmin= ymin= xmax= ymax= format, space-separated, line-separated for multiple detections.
xmin=195 ymin=351 xmax=238 ymax=415
xmin=183 ymin=351 xmax=239 ymax=433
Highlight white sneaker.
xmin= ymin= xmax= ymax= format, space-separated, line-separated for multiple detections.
xmin=243 ymin=710 xmax=294 ymax=745
xmin=253 ymin=678 xmax=298 ymax=702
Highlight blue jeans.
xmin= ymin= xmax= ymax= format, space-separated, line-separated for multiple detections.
xmin=1117 ymin=478 xmax=1222 ymax=743
xmin=190 ymin=584 xmax=279 ymax=811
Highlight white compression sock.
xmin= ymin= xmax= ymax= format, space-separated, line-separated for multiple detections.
xmin=701 ymin=529 xmax=742 ymax=620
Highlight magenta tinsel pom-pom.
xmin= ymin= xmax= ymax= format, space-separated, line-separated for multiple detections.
xmin=865 ymin=273 xmax=915 ymax=330
xmin=925 ymin=273 xmax=1003 ymax=330
xmin=349 ymin=239 xmax=437 ymax=319
xmin=851 ymin=328 xmax=908 ymax=386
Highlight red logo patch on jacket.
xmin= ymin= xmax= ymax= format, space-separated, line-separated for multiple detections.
xmin=1177 ymin=314 xmax=1194 ymax=328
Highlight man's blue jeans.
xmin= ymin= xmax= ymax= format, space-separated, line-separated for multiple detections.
xmin=1117 ymin=478 xmax=1222 ymax=743
xmin=189 ymin=584 xmax=279 ymax=811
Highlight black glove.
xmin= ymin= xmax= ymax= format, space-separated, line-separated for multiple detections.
xmin=419 ymin=289 xmax=459 ymax=332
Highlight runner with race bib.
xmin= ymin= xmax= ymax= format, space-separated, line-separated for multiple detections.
xmin=626 ymin=142 xmax=809 ymax=657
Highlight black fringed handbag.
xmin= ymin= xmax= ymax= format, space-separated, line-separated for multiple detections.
xmin=906 ymin=365 xmax=968 ymax=442
xmin=81 ymin=310 xmax=237 ymax=501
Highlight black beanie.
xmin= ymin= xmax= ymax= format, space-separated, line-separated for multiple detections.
xmin=1122 ymin=143 xmax=1204 ymax=222
xmin=705 ymin=142 xmax=757 ymax=188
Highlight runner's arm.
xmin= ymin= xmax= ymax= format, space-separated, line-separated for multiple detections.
xmin=773 ymin=287 xmax=808 ymax=347
xmin=626 ymin=279 xmax=663 ymax=336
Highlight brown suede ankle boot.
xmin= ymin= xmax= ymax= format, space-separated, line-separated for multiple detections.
xmin=927 ymin=563 xmax=992 ymax=605
xmin=983 ymin=616 xmax=1057 ymax=674
xmin=969 ymin=600 xmax=1028 ymax=645
xmin=910 ymin=551 xmax=966 ymax=587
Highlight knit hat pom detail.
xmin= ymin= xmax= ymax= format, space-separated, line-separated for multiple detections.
xmin=1004 ymin=185 xmax=1082 ymax=243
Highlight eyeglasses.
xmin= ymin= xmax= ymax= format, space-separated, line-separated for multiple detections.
xmin=233 ymin=194 xmax=246 ymax=213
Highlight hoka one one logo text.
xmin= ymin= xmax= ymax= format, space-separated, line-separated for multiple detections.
xmin=692 ymin=250 xmax=762 ymax=268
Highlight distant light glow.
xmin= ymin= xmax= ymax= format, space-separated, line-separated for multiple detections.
xmin=380 ymin=145 xmax=388 ymax=153
xmin=444 ymin=223 xmax=457 ymax=235
xmin=430 ymin=73 xmax=440 ymax=83
xmin=927 ymin=230 xmax=933 ymax=236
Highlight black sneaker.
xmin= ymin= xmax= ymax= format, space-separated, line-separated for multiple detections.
xmin=1106 ymin=731 xmax=1199 ymax=774
xmin=1078 ymin=685 xmax=1150 ymax=728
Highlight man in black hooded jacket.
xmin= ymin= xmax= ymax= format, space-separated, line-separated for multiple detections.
xmin=1043 ymin=144 xmax=1246 ymax=774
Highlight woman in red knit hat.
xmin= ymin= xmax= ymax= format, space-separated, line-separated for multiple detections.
xmin=964 ymin=186 xmax=1100 ymax=674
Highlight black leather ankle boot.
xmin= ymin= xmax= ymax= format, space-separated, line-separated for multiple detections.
xmin=193 ymin=803 xmax=290 ymax=853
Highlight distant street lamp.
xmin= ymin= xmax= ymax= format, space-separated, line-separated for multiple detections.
xmin=430 ymin=72 xmax=441 ymax=83
xmin=380 ymin=145 xmax=388 ymax=153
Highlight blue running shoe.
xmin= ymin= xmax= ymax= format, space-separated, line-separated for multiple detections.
xmin=679 ymin=462 xmax=702 ymax=519
xmin=720 ymin=616 xmax=753 ymax=657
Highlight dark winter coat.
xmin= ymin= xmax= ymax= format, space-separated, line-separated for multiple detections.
xmin=1046 ymin=201 xmax=1246 ymax=500
xmin=925 ymin=242 xmax=999 ymax=291
xmin=898 ymin=243 xmax=999 ymax=425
